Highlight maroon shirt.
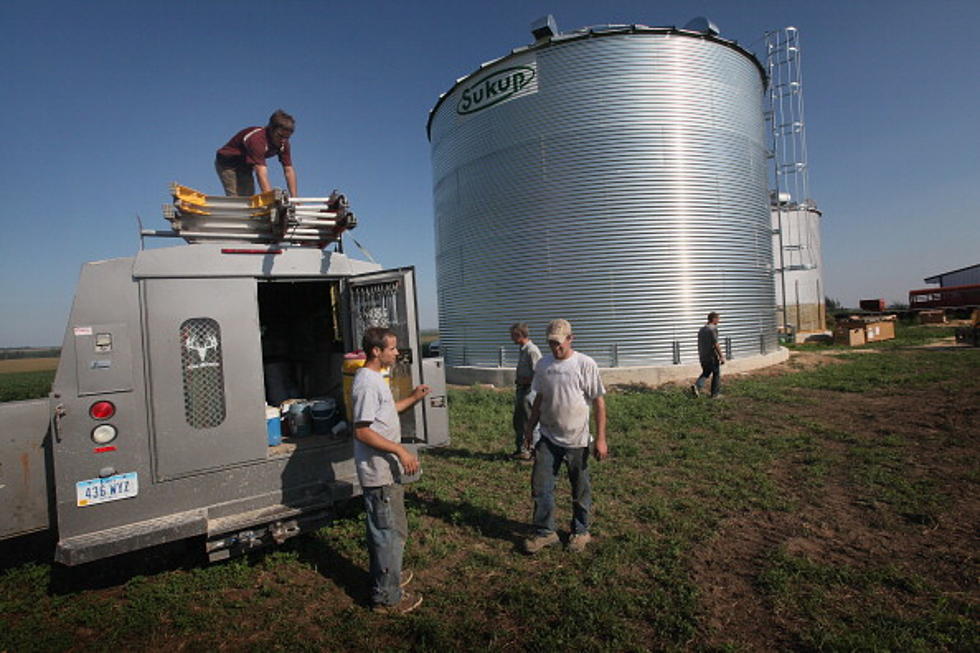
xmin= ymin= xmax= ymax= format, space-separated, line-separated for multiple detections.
xmin=215 ymin=126 xmax=292 ymax=169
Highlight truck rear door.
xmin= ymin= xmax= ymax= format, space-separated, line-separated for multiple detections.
xmin=345 ymin=267 xmax=446 ymax=446
xmin=143 ymin=278 xmax=267 ymax=479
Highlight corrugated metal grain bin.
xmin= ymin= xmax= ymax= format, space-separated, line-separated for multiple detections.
xmin=428 ymin=21 xmax=778 ymax=371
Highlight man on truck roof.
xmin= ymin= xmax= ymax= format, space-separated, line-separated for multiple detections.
xmin=215 ymin=109 xmax=298 ymax=197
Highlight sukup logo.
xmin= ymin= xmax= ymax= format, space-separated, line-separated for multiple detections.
xmin=456 ymin=66 xmax=536 ymax=115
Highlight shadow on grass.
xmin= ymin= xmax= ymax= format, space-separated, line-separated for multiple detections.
xmin=46 ymin=537 xmax=205 ymax=595
xmin=408 ymin=493 xmax=530 ymax=553
xmin=424 ymin=446 xmax=510 ymax=462
xmin=292 ymin=534 xmax=372 ymax=607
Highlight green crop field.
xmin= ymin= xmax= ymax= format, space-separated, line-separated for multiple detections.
xmin=0 ymin=369 xmax=56 ymax=403
xmin=1 ymin=328 xmax=977 ymax=651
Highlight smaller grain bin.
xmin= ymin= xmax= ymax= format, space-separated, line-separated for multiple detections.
xmin=771 ymin=198 xmax=825 ymax=336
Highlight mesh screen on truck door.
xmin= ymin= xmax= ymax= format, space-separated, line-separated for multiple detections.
xmin=179 ymin=318 xmax=227 ymax=429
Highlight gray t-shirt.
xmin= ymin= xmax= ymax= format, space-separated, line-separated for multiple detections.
xmin=352 ymin=367 xmax=402 ymax=487
xmin=698 ymin=323 xmax=719 ymax=362
xmin=515 ymin=340 xmax=543 ymax=386
xmin=531 ymin=351 xmax=605 ymax=448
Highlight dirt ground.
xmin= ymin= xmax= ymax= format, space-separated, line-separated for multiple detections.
xmin=689 ymin=348 xmax=979 ymax=649
xmin=0 ymin=357 xmax=59 ymax=373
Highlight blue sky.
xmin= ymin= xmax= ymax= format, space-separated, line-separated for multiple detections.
xmin=1 ymin=0 xmax=978 ymax=347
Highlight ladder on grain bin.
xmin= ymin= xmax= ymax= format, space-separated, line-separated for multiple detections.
xmin=145 ymin=183 xmax=357 ymax=248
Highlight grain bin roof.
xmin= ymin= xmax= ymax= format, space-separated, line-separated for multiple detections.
xmin=426 ymin=23 xmax=768 ymax=140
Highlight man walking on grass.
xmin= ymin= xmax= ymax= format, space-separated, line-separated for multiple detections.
xmin=510 ymin=322 xmax=542 ymax=461
xmin=692 ymin=312 xmax=725 ymax=398
xmin=352 ymin=327 xmax=430 ymax=614
xmin=523 ymin=319 xmax=608 ymax=554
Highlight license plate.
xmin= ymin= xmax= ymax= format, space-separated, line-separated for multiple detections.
xmin=76 ymin=472 xmax=138 ymax=507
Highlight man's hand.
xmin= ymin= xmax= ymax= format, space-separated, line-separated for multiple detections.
xmin=594 ymin=439 xmax=609 ymax=461
xmin=398 ymin=448 xmax=421 ymax=475
xmin=412 ymin=385 xmax=431 ymax=401
xmin=523 ymin=428 xmax=534 ymax=451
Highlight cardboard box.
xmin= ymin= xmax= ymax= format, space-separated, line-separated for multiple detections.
xmin=864 ymin=320 xmax=895 ymax=342
xmin=834 ymin=326 xmax=866 ymax=346
xmin=918 ymin=310 xmax=946 ymax=324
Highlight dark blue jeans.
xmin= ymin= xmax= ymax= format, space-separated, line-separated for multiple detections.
xmin=513 ymin=385 xmax=538 ymax=453
xmin=695 ymin=358 xmax=721 ymax=397
xmin=363 ymin=484 xmax=407 ymax=606
xmin=531 ymin=436 xmax=592 ymax=536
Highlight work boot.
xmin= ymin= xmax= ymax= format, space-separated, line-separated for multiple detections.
xmin=523 ymin=531 xmax=559 ymax=554
xmin=372 ymin=590 xmax=423 ymax=615
xmin=568 ymin=532 xmax=592 ymax=553
xmin=511 ymin=450 xmax=533 ymax=462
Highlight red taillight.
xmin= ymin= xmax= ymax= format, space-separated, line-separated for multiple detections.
xmin=89 ymin=401 xmax=115 ymax=420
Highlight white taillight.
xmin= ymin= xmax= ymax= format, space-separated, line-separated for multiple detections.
xmin=91 ymin=424 xmax=118 ymax=445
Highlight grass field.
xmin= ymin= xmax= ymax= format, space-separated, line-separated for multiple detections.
xmin=1 ymin=331 xmax=977 ymax=650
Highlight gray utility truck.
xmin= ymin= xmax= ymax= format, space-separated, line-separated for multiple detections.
xmin=0 ymin=186 xmax=449 ymax=565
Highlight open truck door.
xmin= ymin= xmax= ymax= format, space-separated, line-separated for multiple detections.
xmin=345 ymin=267 xmax=448 ymax=448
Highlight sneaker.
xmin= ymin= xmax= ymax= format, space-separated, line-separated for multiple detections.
xmin=372 ymin=590 xmax=423 ymax=615
xmin=710 ymin=394 xmax=724 ymax=400
xmin=568 ymin=532 xmax=592 ymax=553
xmin=511 ymin=450 xmax=533 ymax=461
xmin=690 ymin=384 xmax=701 ymax=398
xmin=400 ymin=569 xmax=413 ymax=588
xmin=523 ymin=531 xmax=559 ymax=554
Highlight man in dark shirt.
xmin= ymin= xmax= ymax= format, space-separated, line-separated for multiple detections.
xmin=692 ymin=312 xmax=725 ymax=398
xmin=215 ymin=109 xmax=298 ymax=197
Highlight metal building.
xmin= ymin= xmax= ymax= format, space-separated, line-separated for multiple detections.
xmin=428 ymin=17 xmax=780 ymax=379
xmin=924 ymin=263 xmax=980 ymax=288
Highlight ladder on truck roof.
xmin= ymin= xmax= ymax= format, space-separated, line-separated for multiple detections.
xmin=143 ymin=183 xmax=357 ymax=248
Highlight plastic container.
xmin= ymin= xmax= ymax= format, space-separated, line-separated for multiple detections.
xmin=311 ymin=398 xmax=338 ymax=435
xmin=265 ymin=405 xmax=282 ymax=446
xmin=286 ymin=400 xmax=311 ymax=437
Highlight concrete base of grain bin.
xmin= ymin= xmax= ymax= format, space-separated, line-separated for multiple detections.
xmin=446 ymin=347 xmax=790 ymax=388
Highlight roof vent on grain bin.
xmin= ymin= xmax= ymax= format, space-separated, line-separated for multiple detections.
xmin=683 ymin=16 xmax=720 ymax=36
xmin=530 ymin=15 xmax=558 ymax=40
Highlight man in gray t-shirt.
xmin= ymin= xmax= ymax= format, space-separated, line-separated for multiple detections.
xmin=352 ymin=327 xmax=430 ymax=614
xmin=692 ymin=312 xmax=725 ymax=398
xmin=510 ymin=322 xmax=542 ymax=460
xmin=523 ymin=319 xmax=608 ymax=555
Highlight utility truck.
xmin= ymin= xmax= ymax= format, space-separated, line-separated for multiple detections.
xmin=0 ymin=185 xmax=449 ymax=565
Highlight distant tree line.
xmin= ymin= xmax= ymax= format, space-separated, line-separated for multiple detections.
xmin=0 ymin=347 xmax=61 ymax=360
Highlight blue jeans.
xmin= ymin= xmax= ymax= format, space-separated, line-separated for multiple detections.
xmin=531 ymin=436 xmax=592 ymax=536
xmin=513 ymin=385 xmax=539 ymax=453
xmin=363 ymin=484 xmax=407 ymax=606
xmin=695 ymin=358 xmax=721 ymax=396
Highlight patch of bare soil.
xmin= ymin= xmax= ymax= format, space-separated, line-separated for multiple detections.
xmin=690 ymin=356 xmax=980 ymax=649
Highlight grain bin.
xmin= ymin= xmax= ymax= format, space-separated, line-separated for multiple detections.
xmin=772 ymin=201 xmax=825 ymax=335
xmin=428 ymin=18 xmax=781 ymax=380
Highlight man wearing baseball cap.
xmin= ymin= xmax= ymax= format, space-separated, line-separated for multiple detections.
xmin=522 ymin=319 xmax=608 ymax=554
